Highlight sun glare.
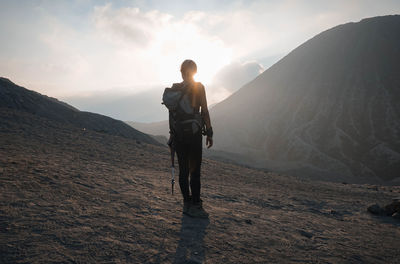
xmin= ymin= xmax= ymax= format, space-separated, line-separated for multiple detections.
xmin=151 ymin=19 xmax=232 ymax=86
xmin=188 ymin=46 xmax=232 ymax=85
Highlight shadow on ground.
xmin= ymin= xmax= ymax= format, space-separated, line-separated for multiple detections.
xmin=173 ymin=215 xmax=210 ymax=264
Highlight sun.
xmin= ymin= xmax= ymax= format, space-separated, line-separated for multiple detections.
xmin=152 ymin=21 xmax=232 ymax=86
xmin=190 ymin=53 xmax=231 ymax=85
xmin=192 ymin=68 xmax=214 ymax=85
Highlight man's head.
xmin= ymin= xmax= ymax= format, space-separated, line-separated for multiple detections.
xmin=180 ymin=59 xmax=197 ymax=82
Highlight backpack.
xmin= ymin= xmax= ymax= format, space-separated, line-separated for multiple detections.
xmin=162 ymin=83 xmax=203 ymax=141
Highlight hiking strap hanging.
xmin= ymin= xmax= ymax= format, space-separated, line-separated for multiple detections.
xmin=171 ymin=166 xmax=175 ymax=195
xmin=168 ymin=139 xmax=175 ymax=195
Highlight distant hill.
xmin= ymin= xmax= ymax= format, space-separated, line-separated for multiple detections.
xmin=126 ymin=120 xmax=169 ymax=137
xmin=63 ymin=87 xmax=167 ymax=123
xmin=211 ymin=15 xmax=400 ymax=183
xmin=0 ymin=77 xmax=159 ymax=145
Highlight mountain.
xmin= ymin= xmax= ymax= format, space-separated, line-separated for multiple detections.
xmin=63 ymin=87 xmax=168 ymax=123
xmin=211 ymin=15 xmax=400 ymax=183
xmin=0 ymin=77 xmax=158 ymax=145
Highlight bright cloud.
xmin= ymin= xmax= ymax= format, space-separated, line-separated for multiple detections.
xmin=205 ymin=61 xmax=264 ymax=105
xmin=91 ymin=4 xmax=232 ymax=87
xmin=93 ymin=5 xmax=170 ymax=47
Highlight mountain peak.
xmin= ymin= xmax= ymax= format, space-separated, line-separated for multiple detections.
xmin=211 ymin=15 xmax=400 ymax=183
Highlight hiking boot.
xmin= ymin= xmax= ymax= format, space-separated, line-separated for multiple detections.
xmin=187 ymin=203 xmax=209 ymax=219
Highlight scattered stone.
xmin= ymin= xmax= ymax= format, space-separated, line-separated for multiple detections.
xmin=298 ymin=230 xmax=313 ymax=239
xmin=245 ymin=219 xmax=252 ymax=225
xmin=367 ymin=204 xmax=385 ymax=215
xmin=384 ymin=200 xmax=400 ymax=216
xmin=368 ymin=201 xmax=400 ymax=217
xmin=392 ymin=212 xmax=400 ymax=220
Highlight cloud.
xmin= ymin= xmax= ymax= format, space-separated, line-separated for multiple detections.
xmin=92 ymin=4 xmax=172 ymax=47
xmin=90 ymin=4 xmax=232 ymax=86
xmin=203 ymin=61 xmax=264 ymax=106
xmin=211 ymin=61 xmax=264 ymax=93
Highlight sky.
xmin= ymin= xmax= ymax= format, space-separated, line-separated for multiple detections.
xmin=1 ymin=0 xmax=399 ymax=122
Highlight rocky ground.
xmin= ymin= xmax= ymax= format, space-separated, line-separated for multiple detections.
xmin=1 ymin=108 xmax=400 ymax=263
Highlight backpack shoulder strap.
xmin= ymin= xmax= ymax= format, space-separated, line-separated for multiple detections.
xmin=171 ymin=82 xmax=185 ymax=90
xmin=162 ymin=82 xmax=188 ymax=111
xmin=172 ymin=82 xmax=189 ymax=106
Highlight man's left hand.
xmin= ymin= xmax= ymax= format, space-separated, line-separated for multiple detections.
xmin=206 ymin=136 xmax=213 ymax=149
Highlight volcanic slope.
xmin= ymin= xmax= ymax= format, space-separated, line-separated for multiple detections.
xmin=1 ymin=92 xmax=400 ymax=263
xmin=0 ymin=77 xmax=158 ymax=144
xmin=211 ymin=15 xmax=400 ymax=184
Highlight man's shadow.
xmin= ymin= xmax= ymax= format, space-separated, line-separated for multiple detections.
xmin=173 ymin=215 xmax=210 ymax=264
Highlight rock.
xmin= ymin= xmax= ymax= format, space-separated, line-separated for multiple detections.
xmin=384 ymin=201 xmax=400 ymax=215
xmin=392 ymin=212 xmax=400 ymax=220
xmin=368 ymin=186 xmax=379 ymax=191
xmin=368 ymin=201 xmax=400 ymax=216
xmin=367 ymin=204 xmax=385 ymax=215
xmin=298 ymin=230 xmax=313 ymax=239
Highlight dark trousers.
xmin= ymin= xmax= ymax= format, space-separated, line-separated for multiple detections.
xmin=176 ymin=133 xmax=202 ymax=204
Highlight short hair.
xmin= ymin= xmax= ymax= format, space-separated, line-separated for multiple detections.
xmin=180 ymin=59 xmax=197 ymax=74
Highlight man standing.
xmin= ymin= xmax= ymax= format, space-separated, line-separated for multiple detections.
xmin=167 ymin=59 xmax=213 ymax=218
